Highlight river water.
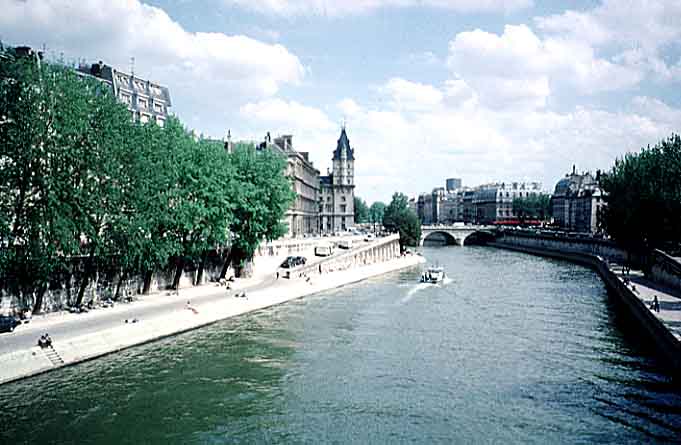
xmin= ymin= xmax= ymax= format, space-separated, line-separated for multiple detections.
xmin=2 ymin=246 xmax=681 ymax=444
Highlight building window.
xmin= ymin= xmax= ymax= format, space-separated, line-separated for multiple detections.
xmin=153 ymin=102 xmax=163 ymax=113
xmin=341 ymin=196 xmax=346 ymax=202
xmin=156 ymin=117 xmax=165 ymax=127
xmin=140 ymin=114 xmax=150 ymax=123
xmin=340 ymin=205 xmax=347 ymax=213
xmin=138 ymin=98 xmax=147 ymax=110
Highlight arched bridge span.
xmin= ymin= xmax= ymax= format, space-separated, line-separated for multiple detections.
xmin=420 ymin=225 xmax=495 ymax=246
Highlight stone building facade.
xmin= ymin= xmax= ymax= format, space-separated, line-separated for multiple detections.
xmin=77 ymin=62 xmax=171 ymax=126
xmin=319 ymin=128 xmax=356 ymax=233
xmin=551 ymin=169 xmax=605 ymax=234
xmin=258 ymin=134 xmax=321 ymax=237
xmin=473 ymin=182 xmax=543 ymax=224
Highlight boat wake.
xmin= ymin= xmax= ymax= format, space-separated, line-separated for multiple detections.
xmin=442 ymin=276 xmax=453 ymax=285
xmin=399 ymin=283 xmax=430 ymax=304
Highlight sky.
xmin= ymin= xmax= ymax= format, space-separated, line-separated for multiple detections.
xmin=2 ymin=0 xmax=681 ymax=203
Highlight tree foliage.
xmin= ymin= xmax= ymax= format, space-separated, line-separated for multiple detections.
xmin=600 ymin=134 xmax=681 ymax=253
xmin=0 ymin=53 xmax=294 ymax=308
xmin=228 ymin=144 xmax=294 ymax=275
xmin=511 ymin=194 xmax=551 ymax=222
xmin=383 ymin=193 xmax=421 ymax=247
xmin=354 ymin=197 xmax=369 ymax=223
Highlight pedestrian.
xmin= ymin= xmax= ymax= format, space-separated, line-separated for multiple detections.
xmin=653 ymin=295 xmax=660 ymax=313
xmin=276 ymin=271 xmax=279 ymax=280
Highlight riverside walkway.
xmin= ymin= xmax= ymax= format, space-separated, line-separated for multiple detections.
xmin=609 ymin=263 xmax=681 ymax=342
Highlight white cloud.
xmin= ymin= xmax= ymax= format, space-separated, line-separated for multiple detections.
xmin=447 ymin=24 xmax=642 ymax=109
xmin=381 ymin=77 xmax=444 ymax=111
xmin=337 ymin=98 xmax=363 ymax=118
xmin=0 ymin=0 xmax=304 ymax=135
xmin=225 ymin=0 xmax=533 ymax=16
xmin=240 ymin=98 xmax=334 ymax=131
xmin=536 ymin=0 xmax=681 ymax=83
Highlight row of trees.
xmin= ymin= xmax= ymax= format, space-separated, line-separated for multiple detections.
xmin=600 ymin=134 xmax=681 ymax=255
xmin=353 ymin=197 xmax=386 ymax=226
xmin=0 ymin=54 xmax=294 ymax=311
xmin=354 ymin=195 xmax=419 ymax=248
xmin=511 ymin=194 xmax=551 ymax=222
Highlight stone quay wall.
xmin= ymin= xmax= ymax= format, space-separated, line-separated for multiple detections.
xmin=284 ymin=234 xmax=401 ymax=279
xmin=650 ymin=249 xmax=681 ymax=293
xmin=489 ymin=232 xmax=681 ymax=372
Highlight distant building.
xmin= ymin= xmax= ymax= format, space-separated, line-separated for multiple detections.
xmin=258 ymin=133 xmax=321 ymax=237
xmin=77 ymin=61 xmax=171 ymax=126
xmin=416 ymin=188 xmax=446 ymax=224
xmin=474 ymin=182 xmax=543 ymax=224
xmin=440 ymin=189 xmax=468 ymax=223
xmin=446 ymin=178 xmax=462 ymax=192
xmin=551 ymin=168 xmax=605 ymax=233
xmin=319 ymin=128 xmax=356 ymax=232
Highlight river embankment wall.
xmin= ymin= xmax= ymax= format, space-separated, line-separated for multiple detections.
xmin=0 ymin=235 xmax=423 ymax=386
xmin=0 ymin=234 xmax=370 ymax=316
xmin=489 ymin=232 xmax=681 ymax=371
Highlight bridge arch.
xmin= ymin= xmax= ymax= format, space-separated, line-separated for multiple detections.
xmin=462 ymin=230 xmax=495 ymax=246
xmin=419 ymin=226 xmax=496 ymax=247
xmin=420 ymin=230 xmax=461 ymax=246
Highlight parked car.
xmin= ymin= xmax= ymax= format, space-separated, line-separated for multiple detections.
xmin=337 ymin=240 xmax=352 ymax=249
xmin=315 ymin=243 xmax=334 ymax=257
xmin=280 ymin=255 xmax=307 ymax=268
xmin=0 ymin=315 xmax=20 ymax=333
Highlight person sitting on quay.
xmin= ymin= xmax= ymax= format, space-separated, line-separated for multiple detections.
xmin=652 ymin=295 xmax=660 ymax=313
xmin=185 ymin=301 xmax=199 ymax=314
xmin=38 ymin=333 xmax=53 ymax=348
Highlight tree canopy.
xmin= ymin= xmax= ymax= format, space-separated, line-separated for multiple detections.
xmin=383 ymin=193 xmax=421 ymax=248
xmin=369 ymin=201 xmax=386 ymax=225
xmin=354 ymin=197 xmax=369 ymax=223
xmin=600 ymin=134 xmax=681 ymax=254
xmin=0 ymin=53 xmax=293 ymax=309
xmin=511 ymin=194 xmax=551 ymax=222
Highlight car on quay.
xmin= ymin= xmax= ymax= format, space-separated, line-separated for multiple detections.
xmin=280 ymin=256 xmax=307 ymax=269
xmin=0 ymin=315 xmax=20 ymax=333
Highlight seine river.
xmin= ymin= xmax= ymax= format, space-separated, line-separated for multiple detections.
xmin=2 ymin=246 xmax=681 ymax=444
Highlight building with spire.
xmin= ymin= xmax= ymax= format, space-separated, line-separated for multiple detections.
xmin=319 ymin=127 xmax=356 ymax=233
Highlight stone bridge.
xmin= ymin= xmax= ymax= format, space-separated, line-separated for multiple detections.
xmin=420 ymin=225 xmax=495 ymax=246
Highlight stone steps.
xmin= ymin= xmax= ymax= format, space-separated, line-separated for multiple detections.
xmin=43 ymin=345 xmax=64 ymax=366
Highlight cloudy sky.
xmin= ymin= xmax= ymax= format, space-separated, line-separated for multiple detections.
xmin=2 ymin=0 xmax=681 ymax=203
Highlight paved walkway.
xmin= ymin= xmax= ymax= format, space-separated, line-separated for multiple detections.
xmin=609 ymin=262 xmax=681 ymax=342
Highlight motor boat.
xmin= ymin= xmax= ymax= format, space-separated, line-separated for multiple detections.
xmin=421 ymin=266 xmax=445 ymax=284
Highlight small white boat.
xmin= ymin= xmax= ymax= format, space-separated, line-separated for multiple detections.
xmin=421 ymin=266 xmax=445 ymax=284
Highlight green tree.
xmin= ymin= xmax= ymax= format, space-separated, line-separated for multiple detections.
xmin=0 ymin=55 xmax=62 ymax=311
xmin=600 ymin=134 xmax=681 ymax=255
xmin=383 ymin=193 xmax=421 ymax=248
xmin=511 ymin=194 xmax=551 ymax=223
xmin=228 ymin=144 xmax=295 ymax=276
xmin=369 ymin=201 xmax=386 ymax=232
xmin=51 ymin=70 xmax=140 ymax=307
xmin=354 ymin=197 xmax=369 ymax=223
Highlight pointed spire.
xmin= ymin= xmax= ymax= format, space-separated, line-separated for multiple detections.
xmin=333 ymin=126 xmax=354 ymax=161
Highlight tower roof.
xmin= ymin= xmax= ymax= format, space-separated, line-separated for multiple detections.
xmin=333 ymin=127 xmax=355 ymax=161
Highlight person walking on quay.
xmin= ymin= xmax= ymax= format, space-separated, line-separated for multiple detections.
xmin=653 ymin=295 xmax=660 ymax=313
